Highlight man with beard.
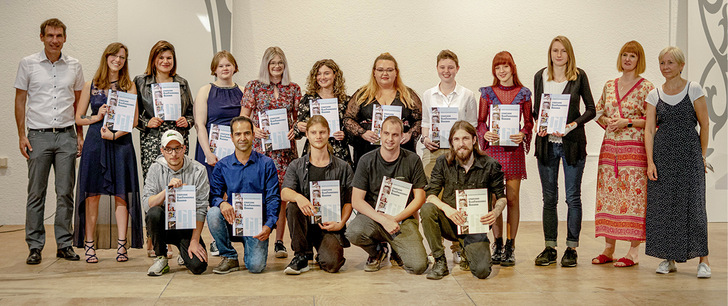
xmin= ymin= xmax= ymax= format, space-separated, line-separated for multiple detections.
xmin=421 ymin=120 xmax=507 ymax=279
xmin=281 ymin=115 xmax=353 ymax=274
xmin=207 ymin=116 xmax=280 ymax=274
xmin=345 ymin=116 xmax=429 ymax=274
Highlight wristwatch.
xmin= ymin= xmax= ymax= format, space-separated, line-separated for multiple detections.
xmin=627 ymin=119 xmax=633 ymax=128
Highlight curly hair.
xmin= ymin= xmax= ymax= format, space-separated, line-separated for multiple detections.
xmin=305 ymin=59 xmax=348 ymax=103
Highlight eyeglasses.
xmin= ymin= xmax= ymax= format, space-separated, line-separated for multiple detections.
xmin=269 ymin=61 xmax=285 ymax=67
xmin=163 ymin=146 xmax=184 ymax=154
xmin=375 ymin=68 xmax=395 ymax=74
xmin=109 ymin=54 xmax=127 ymax=61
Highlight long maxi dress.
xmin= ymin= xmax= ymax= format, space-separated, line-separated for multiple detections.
xmin=594 ymin=78 xmax=654 ymax=241
xmin=194 ymin=83 xmax=243 ymax=181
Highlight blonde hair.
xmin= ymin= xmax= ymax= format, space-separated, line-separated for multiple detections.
xmin=547 ymin=36 xmax=579 ymax=81
xmin=144 ymin=40 xmax=177 ymax=77
xmin=658 ymin=46 xmax=686 ymax=67
xmin=258 ymin=46 xmax=291 ymax=85
xmin=617 ymin=40 xmax=647 ymax=75
xmin=93 ymin=42 xmax=133 ymax=91
xmin=210 ymin=50 xmax=239 ymax=76
xmin=356 ymin=52 xmax=415 ymax=108
xmin=306 ymin=115 xmax=333 ymax=154
xmin=305 ymin=59 xmax=348 ymax=103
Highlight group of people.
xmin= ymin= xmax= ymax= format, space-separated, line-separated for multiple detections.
xmin=15 ymin=18 xmax=712 ymax=280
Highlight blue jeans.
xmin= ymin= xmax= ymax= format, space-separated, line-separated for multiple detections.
xmin=537 ymin=142 xmax=586 ymax=248
xmin=207 ymin=206 xmax=268 ymax=273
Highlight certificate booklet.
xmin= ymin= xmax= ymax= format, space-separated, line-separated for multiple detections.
xmin=151 ymin=82 xmax=182 ymax=121
xmin=489 ymin=104 xmax=520 ymax=147
xmin=259 ymin=108 xmax=291 ymax=152
xmin=207 ymin=124 xmax=234 ymax=162
xmin=311 ymin=98 xmax=340 ymax=137
xmin=231 ymin=193 xmax=263 ymax=237
xmin=430 ymin=107 xmax=458 ymax=149
xmin=537 ymin=94 xmax=570 ymax=134
xmin=165 ymin=185 xmax=196 ymax=230
xmin=102 ymin=89 xmax=137 ymax=133
xmin=375 ymin=177 xmax=413 ymax=217
xmin=309 ymin=180 xmax=341 ymax=224
xmin=371 ymin=104 xmax=403 ymax=145
xmin=456 ymin=189 xmax=489 ymax=235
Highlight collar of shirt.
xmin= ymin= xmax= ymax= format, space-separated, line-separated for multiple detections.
xmin=231 ymin=150 xmax=260 ymax=166
xmin=430 ymin=83 xmax=462 ymax=105
xmin=455 ymin=153 xmax=489 ymax=173
xmin=39 ymin=50 xmax=67 ymax=64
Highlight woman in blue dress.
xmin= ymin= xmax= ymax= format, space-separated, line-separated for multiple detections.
xmin=73 ymin=42 xmax=143 ymax=263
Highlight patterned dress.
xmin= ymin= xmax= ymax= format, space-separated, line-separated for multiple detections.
xmin=295 ymin=93 xmax=353 ymax=167
xmin=73 ymin=82 xmax=143 ymax=248
xmin=242 ymin=80 xmax=301 ymax=185
xmin=594 ymin=78 xmax=654 ymax=241
xmin=476 ymin=85 xmax=533 ymax=180
xmin=646 ymin=83 xmax=708 ymax=261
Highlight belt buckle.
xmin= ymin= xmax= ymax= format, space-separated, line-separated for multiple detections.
xmin=52 ymin=127 xmax=60 ymax=133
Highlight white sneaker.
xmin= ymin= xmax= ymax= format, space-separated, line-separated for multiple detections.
xmin=656 ymin=260 xmax=677 ymax=274
xmin=177 ymin=254 xmax=185 ymax=266
xmin=147 ymin=256 xmax=169 ymax=276
xmin=697 ymin=263 xmax=711 ymax=278
xmin=452 ymin=251 xmax=462 ymax=264
xmin=210 ymin=241 xmax=219 ymax=256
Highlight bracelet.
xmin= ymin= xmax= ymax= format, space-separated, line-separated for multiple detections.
xmin=113 ymin=132 xmax=116 ymax=140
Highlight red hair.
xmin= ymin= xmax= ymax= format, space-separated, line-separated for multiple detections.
xmin=491 ymin=51 xmax=523 ymax=87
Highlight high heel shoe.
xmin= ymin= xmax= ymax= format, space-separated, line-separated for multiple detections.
xmin=116 ymin=239 xmax=129 ymax=262
xmin=84 ymin=240 xmax=98 ymax=263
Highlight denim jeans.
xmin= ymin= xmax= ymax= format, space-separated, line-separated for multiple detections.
xmin=420 ymin=202 xmax=492 ymax=279
xmin=345 ymin=214 xmax=428 ymax=275
xmin=537 ymin=142 xmax=586 ymax=248
xmin=146 ymin=206 xmax=207 ymax=274
xmin=207 ymin=206 xmax=269 ymax=273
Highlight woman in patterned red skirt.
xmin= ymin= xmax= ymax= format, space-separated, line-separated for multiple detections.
xmin=477 ymin=51 xmax=533 ymax=266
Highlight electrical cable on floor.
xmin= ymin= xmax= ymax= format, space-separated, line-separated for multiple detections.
xmin=0 ymin=213 xmax=55 ymax=233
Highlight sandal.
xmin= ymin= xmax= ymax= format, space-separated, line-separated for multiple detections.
xmin=166 ymin=245 xmax=174 ymax=259
xmin=84 ymin=240 xmax=98 ymax=263
xmin=591 ymin=254 xmax=613 ymax=264
xmin=116 ymin=239 xmax=129 ymax=262
xmin=614 ymin=257 xmax=638 ymax=267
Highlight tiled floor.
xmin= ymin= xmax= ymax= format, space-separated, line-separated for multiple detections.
xmin=0 ymin=221 xmax=725 ymax=305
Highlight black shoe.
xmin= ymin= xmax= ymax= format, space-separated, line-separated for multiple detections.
xmin=56 ymin=246 xmax=80 ymax=261
xmin=284 ymin=254 xmax=310 ymax=275
xmin=500 ymin=239 xmax=515 ymax=267
xmin=534 ymin=247 xmax=557 ymax=266
xmin=27 ymin=249 xmax=42 ymax=265
xmin=491 ymin=237 xmax=503 ymax=265
xmin=561 ymin=247 xmax=578 ymax=267
xmin=426 ymin=255 xmax=449 ymax=280
xmin=390 ymin=249 xmax=403 ymax=267
xmin=274 ymin=240 xmax=288 ymax=258
xmin=365 ymin=243 xmax=388 ymax=272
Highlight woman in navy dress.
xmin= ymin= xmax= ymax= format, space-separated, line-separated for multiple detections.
xmin=73 ymin=42 xmax=142 ymax=263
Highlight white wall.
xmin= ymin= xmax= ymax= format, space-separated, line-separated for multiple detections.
xmin=1 ymin=0 xmax=724 ymax=225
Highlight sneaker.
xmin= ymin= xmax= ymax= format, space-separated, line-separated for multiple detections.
xmin=561 ymin=247 xmax=578 ymax=267
xmin=427 ymin=253 xmax=435 ymax=265
xmin=697 ymin=262 xmax=711 ymax=278
xmin=274 ymin=240 xmax=288 ymax=258
xmin=501 ymin=240 xmax=515 ymax=267
xmin=209 ymin=241 xmax=219 ymax=256
xmin=426 ymin=255 xmax=449 ymax=280
xmin=656 ymin=260 xmax=677 ymax=274
xmin=390 ymin=249 xmax=403 ymax=267
xmin=177 ymin=254 xmax=185 ymax=266
xmin=534 ymin=247 xmax=557 ymax=266
xmin=491 ymin=238 xmax=503 ymax=265
xmin=213 ymin=257 xmax=240 ymax=274
xmin=284 ymin=254 xmax=310 ymax=275
xmin=452 ymin=250 xmax=462 ymax=264
xmin=364 ymin=244 xmax=388 ymax=272
xmin=147 ymin=256 xmax=170 ymax=276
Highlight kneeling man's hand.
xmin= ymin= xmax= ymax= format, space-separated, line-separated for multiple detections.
xmin=253 ymin=225 xmax=272 ymax=241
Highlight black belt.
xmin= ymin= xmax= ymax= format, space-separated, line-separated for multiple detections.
xmin=29 ymin=126 xmax=74 ymax=133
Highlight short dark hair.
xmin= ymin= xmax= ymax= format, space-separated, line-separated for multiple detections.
xmin=40 ymin=18 xmax=66 ymax=36
xmin=230 ymin=116 xmax=255 ymax=130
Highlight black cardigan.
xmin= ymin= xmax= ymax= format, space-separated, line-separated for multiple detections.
xmin=532 ymin=67 xmax=596 ymax=166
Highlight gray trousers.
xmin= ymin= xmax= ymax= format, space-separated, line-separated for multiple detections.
xmin=420 ymin=202 xmax=492 ymax=279
xmin=25 ymin=129 xmax=77 ymax=250
xmin=345 ymin=214 xmax=428 ymax=275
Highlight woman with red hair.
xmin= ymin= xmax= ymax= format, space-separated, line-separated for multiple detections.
xmin=477 ymin=51 xmax=534 ymax=266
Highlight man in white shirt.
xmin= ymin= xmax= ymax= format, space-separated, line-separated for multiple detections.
xmin=14 ymin=18 xmax=84 ymax=265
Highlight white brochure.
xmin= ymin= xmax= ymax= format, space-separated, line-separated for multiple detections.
xmin=259 ymin=108 xmax=291 ymax=152
xmin=232 ymin=193 xmax=263 ymax=237
xmin=489 ymin=104 xmax=520 ymax=147
xmin=103 ymin=89 xmax=137 ymax=133
xmin=537 ymin=94 xmax=570 ymax=134
xmin=151 ymin=82 xmax=181 ymax=120
xmin=456 ymin=189 xmax=489 ymax=235
xmin=309 ymin=180 xmax=341 ymax=224
xmin=165 ymin=185 xmax=196 ymax=230
xmin=375 ymin=177 xmax=412 ymax=217
xmin=371 ymin=104 xmax=403 ymax=145
xmin=207 ymin=124 xmax=234 ymax=162
xmin=430 ymin=107 xmax=458 ymax=148
xmin=311 ymin=98 xmax=340 ymax=137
